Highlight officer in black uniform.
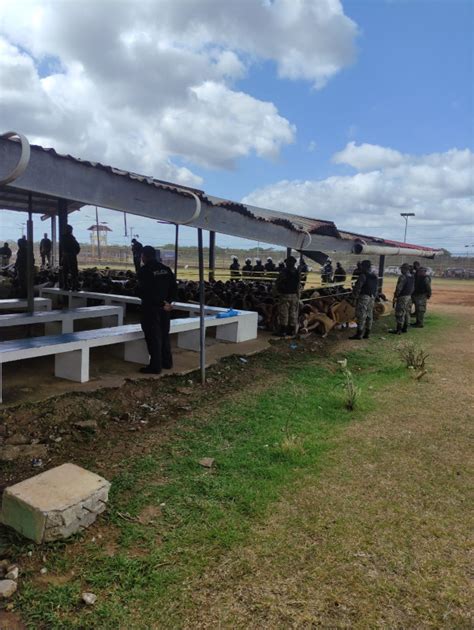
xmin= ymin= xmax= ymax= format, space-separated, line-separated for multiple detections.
xmin=61 ymin=225 xmax=81 ymax=291
xmin=229 ymin=256 xmax=240 ymax=278
xmin=136 ymin=245 xmax=177 ymax=374
xmin=242 ymin=258 xmax=253 ymax=277
xmin=131 ymin=238 xmax=143 ymax=273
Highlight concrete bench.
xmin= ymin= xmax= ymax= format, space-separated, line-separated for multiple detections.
xmin=0 ymin=310 xmax=257 ymax=402
xmin=0 ymin=298 xmax=52 ymax=312
xmin=0 ymin=305 xmax=123 ymax=336
xmin=39 ymin=287 xmax=233 ymax=318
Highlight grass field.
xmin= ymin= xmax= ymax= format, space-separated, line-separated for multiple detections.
xmin=1 ymin=290 xmax=472 ymax=628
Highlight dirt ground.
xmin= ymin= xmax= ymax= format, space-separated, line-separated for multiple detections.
xmin=178 ymin=295 xmax=474 ymax=628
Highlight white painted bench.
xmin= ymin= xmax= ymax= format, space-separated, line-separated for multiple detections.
xmin=39 ymin=287 xmax=230 ymax=318
xmin=0 ymin=305 xmax=123 ymax=336
xmin=0 ymin=298 xmax=52 ymax=312
xmin=0 ymin=310 xmax=257 ymax=402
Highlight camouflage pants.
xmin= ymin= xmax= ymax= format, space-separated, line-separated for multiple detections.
xmin=278 ymin=294 xmax=299 ymax=330
xmin=412 ymin=294 xmax=428 ymax=325
xmin=356 ymin=294 xmax=375 ymax=333
xmin=395 ymin=295 xmax=412 ymax=328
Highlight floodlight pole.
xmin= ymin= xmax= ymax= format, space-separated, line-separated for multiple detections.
xmin=400 ymin=212 xmax=415 ymax=243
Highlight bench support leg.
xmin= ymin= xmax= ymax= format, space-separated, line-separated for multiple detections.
xmin=215 ymin=314 xmax=258 ymax=343
xmin=124 ymin=340 xmax=149 ymax=364
xmin=70 ymin=297 xmax=87 ymax=308
xmin=177 ymin=329 xmax=201 ymax=352
xmin=103 ymin=312 xmax=124 ymax=328
xmin=45 ymin=322 xmax=63 ymax=336
xmin=0 ymin=364 xmax=3 ymax=404
xmin=55 ymin=349 xmax=89 ymax=382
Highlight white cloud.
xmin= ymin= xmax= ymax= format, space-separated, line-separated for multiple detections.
xmin=243 ymin=146 xmax=474 ymax=246
xmin=333 ymin=141 xmax=404 ymax=170
xmin=0 ymin=0 xmax=357 ymax=181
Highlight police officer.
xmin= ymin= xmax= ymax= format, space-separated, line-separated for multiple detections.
xmin=391 ymin=263 xmax=414 ymax=334
xmin=242 ymin=258 xmax=253 ymax=277
xmin=412 ymin=267 xmax=431 ymax=328
xmin=253 ymin=258 xmax=265 ymax=277
xmin=275 ymin=255 xmax=300 ymax=337
xmin=60 ymin=225 xmax=81 ymax=291
xmin=264 ymin=257 xmax=276 ymax=273
xmin=322 ymin=259 xmax=333 ymax=284
xmin=136 ymin=245 xmax=177 ymax=374
xmin=40 ymin=233 xmax=52 ymax=267
xmin=229 ymin=256 xmax=240 ymax=278
xmin=350 ymin=259 xmax=378 ymax=339
xmin=14 ymin=237 xmax=28 ymax=297
xmin=0 ymin=242 xmax=12 ymax=267
xmin=334 ymin=262 xmax=347 ymax=284
xmin=131 ymin=238 xmax=143 ymax=273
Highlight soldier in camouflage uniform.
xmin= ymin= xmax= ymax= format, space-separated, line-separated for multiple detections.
xmin=274 ymin=255 xmax=300 ymax=336
xmin=350 ymin=259 xmax=378 ymax=340
xmin=411 ymin=267 xmax=431 ymax=327
xmin=391 ymin=263 xmax=414 ymax=334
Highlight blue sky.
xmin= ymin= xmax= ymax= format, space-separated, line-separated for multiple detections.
xmin=0 ymin=0 xmax=472 ymax=253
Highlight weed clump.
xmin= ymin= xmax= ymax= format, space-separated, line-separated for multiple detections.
xmin=398 ymin=341 xmax=429 ymax=371
xmin=343 ymin=369 xmax=360 ymax=411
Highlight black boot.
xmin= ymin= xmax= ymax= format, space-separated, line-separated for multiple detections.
xmin=389 ymin=324 xmax=403 ymax=335
xmin=402 ymin=324 xmax=408 ymax=333
xmin=286 ymin=326 xmax=295 ymax=337
xmin=363 ymin=329 xmax=370 ymax=339
xmin=349 ymin=328 xmax=363 ymax=340
xmin=273 ymin=326 xmax=287 ymax=337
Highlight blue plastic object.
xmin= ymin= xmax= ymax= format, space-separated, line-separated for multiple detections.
xmin=216 ymin=308 xmax=239 ymax=319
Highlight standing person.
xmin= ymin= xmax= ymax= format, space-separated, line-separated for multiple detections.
xmin=351 ymin=261 xmax=362 ymax=282
xmin=136 ymin=246 xmax=177 ymax=374
xmin=322 ymin=259 xmax=333 ymax=284
xmin=349 ymin=259 xmax=378 ymax=340
xmin=242 ymin=258 xmax=253 ymax=277
xmin=391 ymin=263 xmax=414 ymax=334
xmin=264 ymin=257 xmax=276 ymax=273
xmin=253 ymin=258 xmax=265 ymax=277
xmin=40 ymin=233 xmax=52 ymax=267
xmin=334 ymin=262 xmax=347 ymax=284
xmin=275 ymin=255 xmax=300 ymax=337
xmin=61 ymin=225 xmax=81 ymax=291
xmin=0 ymin=242 xmax=12 ymax=267
xmin=131 ymin=238 xmax=143 ymax=273
xmin=14 ymin=237 xmax=28 ymax=297
xmin=229 ymin=256 xmax=240 ymax=278
xmin=298 ymin=257 xmax=309 ymax=288
xmin=412 ymin=267 xmax=432 ymax=327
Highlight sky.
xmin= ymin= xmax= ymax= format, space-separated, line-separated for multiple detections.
xmin=0 ymin=0 xmax=472 ymax=254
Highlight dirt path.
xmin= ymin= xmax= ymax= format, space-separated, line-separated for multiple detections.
xmin=180 ymin=305 xmax=474 ymax=628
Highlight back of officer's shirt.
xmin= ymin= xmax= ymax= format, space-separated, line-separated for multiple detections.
xmin=137 ymin=260 xmax=177 ymax=307
xmin=277 ymin=267 xmax=300 ymax=294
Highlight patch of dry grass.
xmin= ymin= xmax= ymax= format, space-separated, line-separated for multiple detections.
xmin=178 ymin=312 xmax=474 ymax=629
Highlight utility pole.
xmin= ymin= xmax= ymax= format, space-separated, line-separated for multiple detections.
xmin=123 ymin=212 xmax=128 ymax=238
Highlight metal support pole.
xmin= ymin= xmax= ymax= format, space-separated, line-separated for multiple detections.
xmin=174 ymin=224 xmax=179 ymax=278
xmin=209 ymin=230 xmax=216 ymax=282
xmin=286 ymin=247 xmax=292 ymax=260
xmin=123 ymin=212 xmax=128 ymax=238
xmin=58 ymin=199 xmax=68 ymax=289
xmin=26 ymin=193 xmax=34 ymax=313
xmin=378 ymin=254 xmax=386 ymax=292
xmin=95 ymin=206 xmax=101 ymax=262
xmin=51 ymin=214 xmax=57 ymax=267
xmin=197 ymin=228 xmax=206 ymax=385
